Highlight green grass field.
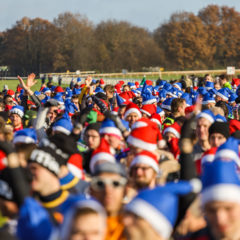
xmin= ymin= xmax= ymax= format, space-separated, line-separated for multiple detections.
xmin=0 ymin=72 xmax=200 ymax=91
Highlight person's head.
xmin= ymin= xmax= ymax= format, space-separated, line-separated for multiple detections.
xmin=28 ymin=147 xmax=65 ymax=196
xmin=208 ymin=122 xmax=229 ymax=148
xmin=130 ymin=151 xmax=158 ymax=190
xmin=124 ymin=103 xmax=142 ymax=128
xmin=90 ymin=162 xmax=127 ymax=216
xmin=124 ymin=182 xmax=198 ymax=240
xmin=202 ymin=160 xmax=240 ymax=240
xmin=62 ymin=200 xmax=106 ymax=240
xmin=171 ymin=98 xmax=186 ymax=117
xmin=196 ymin=110 xmax=215 ymax=142
xmin=104 ymin=84 xmax=115 ymax=99
xmin=47 ymin=106 xmax=59 ymax=123
xmin=163 ymin=122 xmax=181 ymax=142
xmin=215 ymin=101 xmax=229 ymax=120
xmin=219 ymin=74 xmax=228 ymax=87
xmin=9 ymin=106 xmax=24 ymax=128
xmin=123 ymin=85 xmax=131 ymax=92
xmin=4 ymin=95 xmax=14 ymax=106
xmin=99 ymin=119 xmax=122 ymax=149
xmin=84 ymin=123 xmax=101 ymax=150
xmin=71 ymin=95 xmax=79 ymax=107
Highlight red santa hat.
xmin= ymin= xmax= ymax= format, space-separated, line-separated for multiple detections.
xmin=163 ymin=122 xmax=181 ymax=139
xmin=201 ymin=147 xmax=217 ymax=166
xmin=130 ymin=150 xmax=159 ymax=173
xmin=127 ymin=124 xmax=162 ymax=151
xmin=90 ymin=138 xmax=116 ymax=173
xmin=99 ymin=79 xmax=105 ymax=86
xmin=67 ymin=153 xmax=85 ymax=180
xmin=229 ymin=119 xmax=240 ymax=135
xmin=124 ymin=102 xmax=142 ymax=119
xmin=7 ymin=89 xmax=15 ymax=97
xmin=140 ymin=104 xmax=157 ymax=117
xmin=150 ymin=113 xmax=162 ymax=128
xmin=55 ymin=86 xmax=64 ymax=93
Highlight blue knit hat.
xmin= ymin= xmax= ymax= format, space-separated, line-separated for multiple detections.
xmin=52 ymin=114 xmax=73 ymax=135
xmin=202 ymin=93 xmax=216 ymax=105
xmin=10 ymin=105 xmax=24 ymax=118
xmin=125 ymin=180 xmax=201 ymax=239
xmin=216 ymin=88 xmax=229 ymax=101
xmin=99 ymin=119 xmax=122 ymax=138
xmin=214 ymin=137 xmax=240 ymax=165
xmin=229 ymin=93 xmax=238 ymax=104
xmin=13 ymin=128 xmax=37 ymax=144
xmin=161 ymin=98 xmax=174 ymax=111
xmin=215 ymin=114 xmax=227 ymax=122
xmin=205 ymin=81 xmax=214 ymax=90
xmin=201 ymin=160 xmax=240 ymax=205
xmin=197 ymin=110 xmax=215 ymax=123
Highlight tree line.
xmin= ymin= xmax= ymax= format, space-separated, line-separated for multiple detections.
xmin=0 ymin=5 xmax=240 ymax=75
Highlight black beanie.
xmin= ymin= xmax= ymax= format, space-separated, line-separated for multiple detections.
xmin=85 ymin=122 xmax=102 ymax=133
xmin=29 ymin=146 xmax=66 ymax=176
xmin=209 ymin=122 xmax=230 ymax=139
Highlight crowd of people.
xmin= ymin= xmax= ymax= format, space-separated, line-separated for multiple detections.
xmin=0 ymin=72 xmax=240 ymax=240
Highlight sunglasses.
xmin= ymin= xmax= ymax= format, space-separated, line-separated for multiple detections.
xmin=91 ymin=177 xmax=127 ymax=191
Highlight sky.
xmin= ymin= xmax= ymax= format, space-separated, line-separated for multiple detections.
xmin=1 ymin=0 xmax=240 ymax=32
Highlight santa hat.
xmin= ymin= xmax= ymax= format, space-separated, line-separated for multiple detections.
xmin=42 ymin=87 xmax=51 ymax=94
xmin=197 ymin=109 xmax=215 ymax=124
xmin=229 ymin=119 xmax=240 ymax=134
xmin=202 ymin=94 xmax=215 ymax=105
xmin=201 ymin=160 xmax=240 ymax=205
xmin=232 ymin=78 xmax=240 ymax=89
xmin=99 ymin=79 xmax=105 ymax=86
xmin=163 ymin=122 xmax=181 ymax=139
xmin=161 ymin=98 xmax=174 ymax=111
xmin=130 ymin=150 xmax=159 ymax=173
xmin=173 ymin=82 xmax=182 ymax=90
xmin=13 ymin=128 xmax=37 ymax=144
xmin=124 ymin=102 xmax=142 ymax=119
xmin=67 ymin=153 xmax=85 ymax=180
xmin=125 ymin=181 xmax=201 ymax=239
xmin=150 ymin=113 xmax=162 ymax=128
xmin=229 ymin=93 xmax=238 ymax=104
xmin=142 ymin=95 xmax=157 ymax=105
xmin=53 ymin=93 xmax=64 ymax=105
xmin=214 ymin=137 xmax=240 ymax=166
xmin=140 ymin=104 xmax=157 ymax=117
xmin=52 ymin=116 xmax=73 ymax=135
xmin=216 ymin=88 xmax=229 ymax=101
xmin=90 ymin=138 xmax=116 ymax=173
xmin=127 ymin=124 xmax=162 ymax=151
xmin=215 ymin=114 xmax=227 ymax=122
xmin=145 ymin=80 xmax=153 ymax=86
xmin=10 ymin=105 xmax=24 ymax=118
xmin=54 ymin=86 xmax=64 ymax=93
xmin=205 ymin=81 xmax=214 ymax=90
xmin=7 ymin=89 xmax=15 ymax=97
xmin=99 ymin=119 xmax=122 ymax=139
xmin=201 ymin=147 xmax=217 ymax=166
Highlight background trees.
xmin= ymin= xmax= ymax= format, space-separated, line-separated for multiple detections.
xmin=1 ymin=5 xmax=240 ymax=75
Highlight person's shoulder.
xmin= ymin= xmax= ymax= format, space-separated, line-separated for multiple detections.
xmin=175 ymin=227 xmax=214 ymax=240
